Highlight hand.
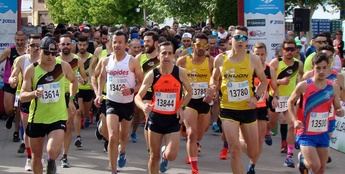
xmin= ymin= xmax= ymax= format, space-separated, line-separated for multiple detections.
xmin=94 ymin=95 xmax=103 ymax=108
xmin=248 ymin=96 xmax=257 ymax=109
xmin=279 ymin=77 xmax=290 ymax=85
xmin=177 ymin=107 xmax=185 ymax=124
xmin=336 ymin=108 xmax=344 ymax=117
xmin=294 ymin=120 xmax=303 ymax=129
xmin=142 ymin=103 xmax=153 ymax=114
xmin=35 ymin=88 xmax=43 ymax=98
xmin=121 ymin=86 xmax=132 ymax=96
xmin=203 ymin=89 xmax=214 ymax=104
xmin=77 ymin=76 xmax=85 ymax=84
xmin=9 ymin=77 xmax=18 ymax=88
xmin=272 ymin=97 xmax=278 ymax=108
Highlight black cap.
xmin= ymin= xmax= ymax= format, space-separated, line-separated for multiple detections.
xmin=40 ymin=36 xmax=57 ymax=51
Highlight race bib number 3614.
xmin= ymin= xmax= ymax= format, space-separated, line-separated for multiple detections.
xmin=154 ymin=92 xmax=176 ymax=112
xmin=227 ymin=81 xmax=250 ymax=102
xmin=38 ymin=82 xmax=61 ymax=104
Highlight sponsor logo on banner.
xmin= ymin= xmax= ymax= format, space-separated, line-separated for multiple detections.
xmin=249 ymin=30 xmax=266 ymax=37
xmin=270 ymin=20 xmax=284 ymax=24
xmin=247 ymin=19 xmax=266 ymax=27
xmin=261 ymin=0 xmax=273 ymax=3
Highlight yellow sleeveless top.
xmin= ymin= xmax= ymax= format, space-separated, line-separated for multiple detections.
xmin=185 ymin=56 xmax=211 ymax=99
xmin=220 ymin=53 xmax=254 ymax=110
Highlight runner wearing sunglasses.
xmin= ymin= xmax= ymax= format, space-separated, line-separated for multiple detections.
xmin=20 ymin=36 xmax=77 ymax=174
xmin=210 ymin=26 xmax=268 ymax=174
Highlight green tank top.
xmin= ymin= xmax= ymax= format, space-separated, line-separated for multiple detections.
xmin=100 ymin=49 xmax=109 ymax=59
xmin=57 ymin=54 xmax=79 ymax=93
xmin=139 ymin=53 xmax=159 ymax=74
xmin=78 ymin=53 xmax=93 ymax=90
xmin=273 ymin=58 xmax=300 ymax=96
xmin=28 ymin=60 xmax=67 ymax=124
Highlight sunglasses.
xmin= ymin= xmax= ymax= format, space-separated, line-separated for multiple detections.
xmin=315 ymin=40 xmax=327 ymax=44
xmin=194 ymin=42 xmax=208 ymax=49
xmin=43 ymin=50 xmax=58 ymax=56
xmin=233 ymin=35 xmax=248 ymax=42
xmin=283 ymin=47 xmax=296 ymax=52
xmin=182 ymin=40 xmax=191 ymax=43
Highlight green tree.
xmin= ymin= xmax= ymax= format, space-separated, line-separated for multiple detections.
xmin=46 ymin=0 xmax=68 ymax=23
xmin=214 ymin=0 xmax=237 ymax=28
xmin=143 ymin=0 xmax=216 ymax=24
xmin=46 ymin=0 xmax=143 ymax=25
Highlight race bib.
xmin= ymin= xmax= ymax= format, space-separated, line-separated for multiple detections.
xmin=154 ymin=92 xmax=176 ymax=112
xmin=307 ymin=112 xmax=328 ymax=133
xmin=38 ymin=82 xmax=61 ymax=104
xmin=275 ymin=96 xmax=289 ymax=112
xmin=14 ymin=94 xmax=19 ymax=107
xmin=227 ymin=81 xmax=250 ymax=102
xmin=108 ymin=77 xmax=127 ymax=96
xmin=191 ymin=82 xmax=208 ymax=99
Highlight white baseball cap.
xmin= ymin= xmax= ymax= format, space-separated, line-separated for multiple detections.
xmin=182 ymin=32 xmax=192 ymax=39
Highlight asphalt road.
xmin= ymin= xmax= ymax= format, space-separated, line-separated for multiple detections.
xmin=0 ymin=120 xmax=344 ymax=174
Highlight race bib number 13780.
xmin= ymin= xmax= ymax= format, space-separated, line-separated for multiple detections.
xmin=227 ymin=81 xmax=250 ymax=102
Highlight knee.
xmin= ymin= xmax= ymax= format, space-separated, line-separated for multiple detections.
xmin=308 ymin=162 xmax=321 ymax=173
xmin=229 ymin=143 xmax=241 ymax=158
xmin=108 ymin=134 xmax=118 ymax=143
xmin=164 ymin=150 xmax=178 ymax=161
xmin=186 ymin=129 xmax=197 ymax=142
xmin=46 ymin=148 xmax=60 ymax=160
xmin=149 ymin=152 xmax=161 ymax=162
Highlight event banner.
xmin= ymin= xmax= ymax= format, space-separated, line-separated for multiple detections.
xmin=244 ymin=0 xmax=285 ymax=60
xmin=330 ymin=102 xmax=345 ymax=153
xmin=0 ymin=1 xmax=17 ymax=53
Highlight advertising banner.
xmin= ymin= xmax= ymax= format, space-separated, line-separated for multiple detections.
xmin=330 ymin=102 xmax=345 ymax=153
xmin=244 ymin=0 xmax=285 ymax=60
xmin=0 ymin=1 xmax=18 ymax=53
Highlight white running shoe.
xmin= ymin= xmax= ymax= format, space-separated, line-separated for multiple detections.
xmin=25 ymin=158 xmax=32 ymax=171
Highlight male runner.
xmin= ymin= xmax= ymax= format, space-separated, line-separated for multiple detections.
xmin=210 ymin=26 xmax=268 ymax=174
xmin=176 ymin=32 xmax=214 ymax=174
xmin=268 ymin=39 xmax=304 ymax=168
xmin=0 ymin=31 xmax=26 ymax=141
xmin=288 ymin=53 xmax=344 ymax=174
xmin=20 ymin=36 xmax=77 ymax=174
xmin=9 ymin=34 xmax=41 ymax=171
xmin=57 ymin=34 xmax=80 ymax=168
xmin=74 ymin=35 xmax=94 ymax=148
xmin=95 ymin=31 xmax=143 ymax=174
xmin=135 ymin=41 xmax=192 ymax=174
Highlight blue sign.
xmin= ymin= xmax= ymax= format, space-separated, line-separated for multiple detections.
xmin=0 ymin=1 xmax=18 ymax=13
xmin=244 ymin=0 xmax=284 ymax=14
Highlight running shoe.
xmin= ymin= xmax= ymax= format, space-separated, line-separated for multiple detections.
xmin=95 ymin=120 xmax=103 ymax=140
xmin=247 ymin=164 xmax=255 ymax=174
xmin=130 ymin=132 xmax=137 ymax=143
xmin=24 ymin=158 xmax=32 ymax=171
xmin=264 ymin=134 xmax=272 ymax=146
xmin=219 ymin=148 xmax=228 ymax=160
xmin=327 ymin=156 xmax=332 ymax=163
xmin=17 ymin=142 xmax=25 ymax=153
xmin=13 ymin=131 xmax=20 ymax=142
xmin=6 ymin=116 xmax=14 ymax=129
xmin=117 ymin=152 xmax=127 ymax=168
xmin=47 ymin=160 xmax=57 ymax=174
xmin=74 ymin=136 xmax=83 ymax=148
xmin=160 ymin=146 xmax=168 ymax=173
xmin=60 ymin=157 xmax=70 ymax=168
xmin=298 ymin=152 xmax=308 ymax=174
xmin=212 ymin=122 xmax=220 ymax=133
xmin=284 ymin=155 xmax=295 ymax=168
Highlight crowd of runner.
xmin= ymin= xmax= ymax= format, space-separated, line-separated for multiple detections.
xmin=0 ymin=22 xmax=344 ymax=174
